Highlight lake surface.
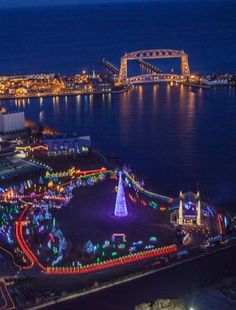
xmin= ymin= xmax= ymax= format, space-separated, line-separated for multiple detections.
xmin=1 ymin=1 xmax=236 ymax=308
xmin=0 ymin=0 xmax=236 ymax=207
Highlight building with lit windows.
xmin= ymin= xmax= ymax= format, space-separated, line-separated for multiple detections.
xmin=41 ymin=134 xmax=91 ymax=155
xmin=15 ymin=134 xmax=91 ymax=157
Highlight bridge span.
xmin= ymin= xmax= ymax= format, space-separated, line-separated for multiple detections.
xmin=128 ymin=73 xmax=184 ymax=84
xmin=102 ymin=58 xmax=119 ymax=76
xmin=139 ymin=59 xmax=162 ymax=74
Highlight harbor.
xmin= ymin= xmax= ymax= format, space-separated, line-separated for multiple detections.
xmin=0 ymin=0 xmax=236 ymax=309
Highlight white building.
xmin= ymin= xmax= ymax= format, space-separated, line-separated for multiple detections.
xmin=0 ymin=111 xmax=25 ymax=134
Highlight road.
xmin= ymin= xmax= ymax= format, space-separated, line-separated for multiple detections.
xmin=0 ymin=281 xmax=15 ymax=310
xmin=44 ymin=245 xmax=236 ymax=310
xmin=19 ymin=243 xmax=235 ymax=310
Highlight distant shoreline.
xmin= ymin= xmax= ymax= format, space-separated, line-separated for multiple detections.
xmin=0 ymin=87 xmax=131 ymax=101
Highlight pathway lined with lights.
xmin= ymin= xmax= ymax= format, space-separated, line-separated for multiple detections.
xmin=46 ymin=245 xmax=177 ymax=275
xmin=16 ymin=204 xmax=46 ymax=271
xmin=124 ymin=171 xmax=173 ymax=202
xmin=3 ymin=167 xmax=170 ymax=204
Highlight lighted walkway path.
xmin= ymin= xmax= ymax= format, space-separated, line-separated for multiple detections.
xmin=94 ymin=150 xmax=173 ymax=203
xmin=124 ymin=171 xmax=173 ymax=203
xmin=16 ymin=203 xmax=46 ymax=271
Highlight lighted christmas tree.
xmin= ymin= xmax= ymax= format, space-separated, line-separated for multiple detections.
xmin=114 ymin=171 xmax=128 ymax=217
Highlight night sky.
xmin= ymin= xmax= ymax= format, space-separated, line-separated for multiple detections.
xmin=0 ymin=0 xmax=224 ymax=9
xmin=0 ymin=0 xmax=155 ymax=9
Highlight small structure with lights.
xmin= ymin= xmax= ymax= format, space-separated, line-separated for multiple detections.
xmin=170 ymin=191 xmax=212 ymax=230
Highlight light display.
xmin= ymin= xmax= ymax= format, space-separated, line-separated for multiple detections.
xmin=14 ymin=181 xmax=179 ymax=275
xmin=128 ymin=193 xmax=137 ymax=203
xmin=178 ymin=191 xmax=183 ymax=225
xmin=0 ymin=154 xmax=225 ymax=281
xmin=111 ymin=233 xmax=127 ymax=243
xmin=39 ymin=176 xmax=44 ymax=185
xmin=141 ymin=200 xmax=147 ymax=206
xmin=85 ymin=240 xmax=94 ymax=254
xmin=46 ymin=244 xmax=178 ymax=275
xmin=123 ymin=169 xmax=173 ymax=203
xmin=114 ymin=171 xmax=128 ymax=217
xmin=149 ymin=201 xmax=158 ymax=209
xmin=0 ymin=203 xmax=19 ymax=244
xmin=208 ymin=235 xmax=221 ymax=244
xmin=218 ymin=214 xmax=223 ymax=235
xmin=149 ymin=236 xmax=158 ymax=243
xmin=102 ymin=240 xmax=110 ymax=248
xmin=197 ymin=191 xmax=201 ymax=225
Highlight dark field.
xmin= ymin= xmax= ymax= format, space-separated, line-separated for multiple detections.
xmin=55 ymin=178 xmax=175 ymax=247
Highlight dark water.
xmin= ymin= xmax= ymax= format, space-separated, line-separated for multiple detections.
xmin=0 ymin=0 xmax=236 ymax=206
xmin=1 ymin=1 xmax=236 ymax=309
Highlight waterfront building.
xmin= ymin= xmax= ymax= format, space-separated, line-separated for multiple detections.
xmin=15 ymin=134 xmax=91 ymax=157
xmin=90 ymin=73 xmax=114 ymax=92
xmin=0 ymin=110 xmax=25 ymax=139
xmin=41 ymin=134 xmax=91 ymax=155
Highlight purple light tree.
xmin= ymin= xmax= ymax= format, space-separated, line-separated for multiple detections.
xmin=114 ymin=171 xmax=128 ymax=217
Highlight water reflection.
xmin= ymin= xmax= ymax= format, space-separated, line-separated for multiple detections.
xmin=138 ymin=85 xmax=143 ymax=102
xmin=1 ymin=84 xmax=236 ymax=203
xmin=120 ymin=90 xmax=132 ymax=145
xmin=166 ymin=84 xmax=171 ymax=105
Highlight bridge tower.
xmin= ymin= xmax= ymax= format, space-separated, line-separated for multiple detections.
xmin=196 ymin=191 xmax=201 ymax=226
xmin=181 ymin=53 xmax=190 ymax=77
xmin=118 ymin=55 xmax=128 ymax=85
xmin=178 ymin=191 xmax=184 ymax=225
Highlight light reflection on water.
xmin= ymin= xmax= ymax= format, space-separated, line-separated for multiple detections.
xmin=1 ymin=84 xmax=236 ymax=207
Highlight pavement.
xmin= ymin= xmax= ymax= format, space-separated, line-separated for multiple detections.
xmin=0 ymin=281 xmax=15 ymax=310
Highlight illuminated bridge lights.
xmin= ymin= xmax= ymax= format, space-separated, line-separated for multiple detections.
xmin=128 ymin=74 xmax=183 ymax=85
xmin=118 ymin=49 xmax=190 ymax=84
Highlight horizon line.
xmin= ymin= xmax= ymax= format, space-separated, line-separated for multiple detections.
xmin=0 ymin=0 xmax=226 ymax=10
